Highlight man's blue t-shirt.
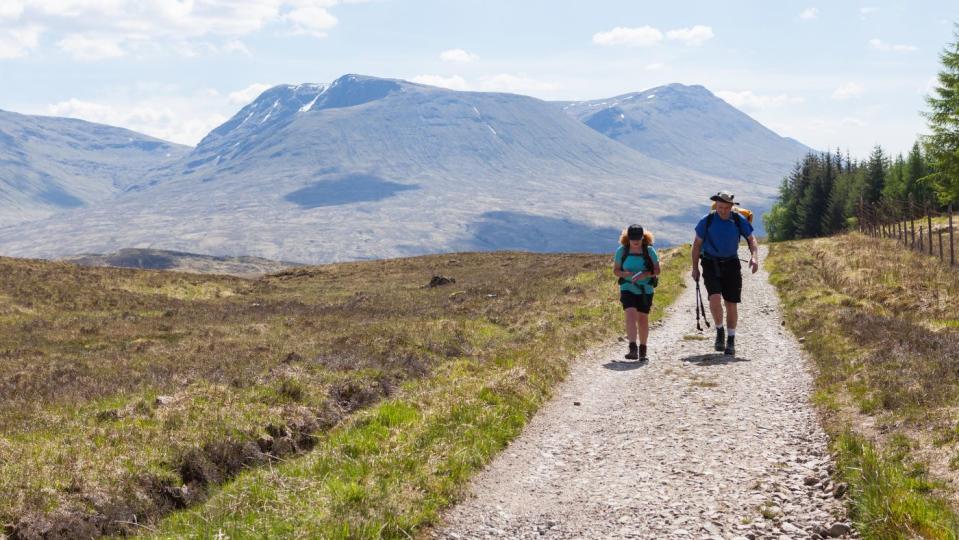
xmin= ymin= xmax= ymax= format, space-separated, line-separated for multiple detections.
xmin=614 ymin=245 xmax=659 ymax=295
xmin=694 ymin=212 xmax=754 ymax=259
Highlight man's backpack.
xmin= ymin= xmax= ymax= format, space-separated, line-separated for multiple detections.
xmin=710 ymin=202 xmax=753 ymax=224
xmin=617 ymin=244 xmax=658 ymax=288
xmin=702 ymin=210 xmax=750 ymax=258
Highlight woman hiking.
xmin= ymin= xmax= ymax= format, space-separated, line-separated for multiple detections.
xmin=613 ymin=224 xmax=661 ymax=361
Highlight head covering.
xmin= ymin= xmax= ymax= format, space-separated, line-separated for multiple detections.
xmin=709 ymin=190 xmax=738 ymax=205
xmin=627 ymin=224 xmax=644 ymax=240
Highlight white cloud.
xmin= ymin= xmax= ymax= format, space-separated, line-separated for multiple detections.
xmin=860 ymin=7 xmax=879 ymax=15
xmin=593 ymin=26 xmax=663 ymax=47
xmin=284 ymin=5 xmax=338 ymax=37
xmin=645 ymin=62 xmax=665 ymax=71
xmin=440 ymin=48 xmax=477 ymax=63
xmin=168 ymin=39 xmax=252 ymax=58
xmin=222 ymin=40 xmax=250 ymax=54
xmin=0 ymin=24 xmax=42 ymax=59
xmin=411 ymin=74 xmax=469 ymax=91
xmin=0 ymin=1 xmax=26 ymax=20
xmin=57 ymin=33 xmax=125 ymax=60
xmin=2 ymin=1 xmax=351 ymax=59
xmin=594 ymin=24 xmax=713 ymax=47
xmin=799 ymin=7 xmax=818 ymax=20
xmin=31 ymin=0 xmax=128 ymax=19
xmin=46 ymin=95 xmax=228 ymax=146
xmin=869 ymin=38 xmax=918 ymax=52
xmin=832 ymin=82 xmax=863 ymax=100
xmin=716 ymin=90 xmax=805 ymax=111
xmin=479 ymin=73 xmax=558 ymax=94
xmin=228 ymin=83 xmax=273 ymax=105
xmin=666 ymin=25 xmax=714 ymax=45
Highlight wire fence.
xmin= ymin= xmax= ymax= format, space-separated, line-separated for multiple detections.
xmin=858 ymin=198 xmax=956 ymax=267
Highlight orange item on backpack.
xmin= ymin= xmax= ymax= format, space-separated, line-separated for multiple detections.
xmin=710 ymin=202 xmax=753 ymax=223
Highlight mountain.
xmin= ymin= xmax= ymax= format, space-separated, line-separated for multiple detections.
xmin=0 ymin=75 xmax=774 ymax=264
xmin=0 ymin=109 xmax=190 ymax=226
xmin=559 ymin=84 xmax=812 ymax=187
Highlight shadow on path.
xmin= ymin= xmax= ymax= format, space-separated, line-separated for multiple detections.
xmin=680 ymin=353 xmax=751 ymax=366
xmin=602 ymin=360 xmax=649 ymax=371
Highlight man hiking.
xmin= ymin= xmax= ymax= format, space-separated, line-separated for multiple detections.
xmin=690 ymin=191 xmax=759 ymax=356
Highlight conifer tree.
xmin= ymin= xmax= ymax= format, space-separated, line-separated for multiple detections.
xmin=882 ymin=153 xmax=907 ymax=201
xmin=906 ymin=141 xmax=932 ymax=204
xmin=863 ymin=145 xmax=887 ymax=203
xmin=791 ymin=155 xmax=815 ymax=237
xmin=817 ymin=152 xmax=836 ymax=233
xmin=923 ymin=25 xmax=959 ymax=204
xmin=766 ymin=162 xmax=803 ymax=240
xmin=823 ymin=174 xmax=850 ymax=234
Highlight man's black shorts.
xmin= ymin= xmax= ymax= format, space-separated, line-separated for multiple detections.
xmin=701 ymin=257 xmax=742 ymax=303
xmin=620 ymin=290 xmax=653 ymax=313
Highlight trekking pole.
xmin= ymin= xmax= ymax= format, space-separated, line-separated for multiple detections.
xmin=699 ymin=283 xmax=710 ymax=330
xmin=695 ymin=279 xmax=710 ymax=331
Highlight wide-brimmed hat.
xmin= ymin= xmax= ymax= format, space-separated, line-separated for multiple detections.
xmin=710 ymin=190 xmax=739 ymax=205
xmin=627 ymin=224 xmax=644 ymax=240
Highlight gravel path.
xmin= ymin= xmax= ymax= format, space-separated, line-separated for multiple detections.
xmin=432 ymin=247 xmax=853 ymax=539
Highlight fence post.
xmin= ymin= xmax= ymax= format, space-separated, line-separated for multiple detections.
xmin=911 ymin=218 xmax=916 ymax=249
xmin=920 ymin=226 xmax=924 ymax=252
xmin=950 ymin=204 xmax=955 ymax=266
xmin=939 ymin=229 xmax=945 ymax=262
xmin=927 ymin=209 xmax=934 ymax=256
xmin=859 ymin=195 xmax=866 ymax=234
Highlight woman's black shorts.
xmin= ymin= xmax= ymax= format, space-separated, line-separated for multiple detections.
xmin=701 ymin=257 xmax=742 ymax=303
xmin=620 ymin=290 xmax=653 ymax=313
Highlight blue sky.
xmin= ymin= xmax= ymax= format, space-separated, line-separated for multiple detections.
xmin=1 ymin=1 xmax=956 ymax=159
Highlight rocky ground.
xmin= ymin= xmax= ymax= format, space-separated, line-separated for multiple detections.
xmin=432 ymin=247 xmax=854 ymax=539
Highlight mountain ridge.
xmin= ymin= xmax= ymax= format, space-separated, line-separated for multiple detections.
xmin=0 ymin=75 xmax=792 ymax=263
xmin=0 ymin=108 xmax=190 ymax=225
xmin=558 ymin=83 xmax=812 ymax=186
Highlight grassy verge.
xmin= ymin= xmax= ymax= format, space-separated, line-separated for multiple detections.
xmin=147 ymin=246 xmax=687 ymax=538
xmin=766 ymin=233 xmax=959 ymax=538
xmin=0 ymin=247 xmax=686 ymax=538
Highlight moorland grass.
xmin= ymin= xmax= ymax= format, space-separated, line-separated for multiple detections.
xmin=0 ymin=247 xmax=686 ymax=538
xmin=767 ymin=233 xmax=959 ymax=538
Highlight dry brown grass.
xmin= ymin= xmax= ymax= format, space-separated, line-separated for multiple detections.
xmin=0 ymin=250 xmax=648 ymax=537
xmin=767 ymin=233 xmax=959 ymax=534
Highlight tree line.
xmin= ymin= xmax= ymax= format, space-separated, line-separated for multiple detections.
xmin=764 ymin=144 xmax=936 ymax=241
xmin=765 ymin=25 xmax=959 ymax=242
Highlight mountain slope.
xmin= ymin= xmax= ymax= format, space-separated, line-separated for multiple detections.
xmin=0 ymin=75 xmax=773 ymax=263
xmin=0 ymin=110 xmax=190 ymax=226
xmin=559 ymin=84 xmax=812 ymax=186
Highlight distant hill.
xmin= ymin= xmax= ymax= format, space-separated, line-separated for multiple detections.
xmin=0 ymin=109 xmax=190 ymax=226
xmin=0 ymin=75 xmax=771 ymax=264
xmin=62 ymin=248 xmax=300 ymax=277
xmin=559 ymin=84 xmax=812 ymax=187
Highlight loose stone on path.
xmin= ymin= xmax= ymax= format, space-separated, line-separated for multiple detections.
xmin=432 ymin=247 xmax=853 ymax=539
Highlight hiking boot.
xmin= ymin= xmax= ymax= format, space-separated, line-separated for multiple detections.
xmin=639 ymin=344 xmax=648 ymax=362
xmin=714 ymin=327 xmax=725 ymax=351
xmin=724 ymin=335 xmax=736 ymax=356
xmin=625 ymin=342 xmax=638 ymax=360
